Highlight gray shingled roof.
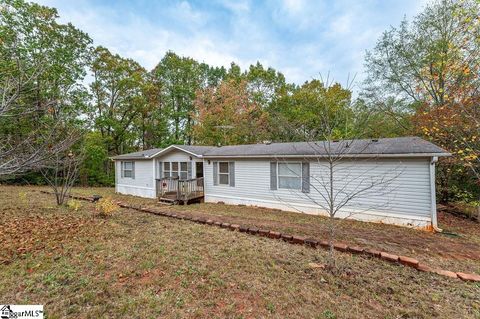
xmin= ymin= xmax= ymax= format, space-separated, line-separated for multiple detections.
xmin=174 ymin=145 xmax=217 ymax=155
xmin=110 ymin=145 xmax=216 ymax=160
xmin=110 ymin=148 xmax=162 ymax=160
xmin=202 ymin=137 xmax=450 ymax=157
xmin=111 ymin=137 xmax=449 ymax=160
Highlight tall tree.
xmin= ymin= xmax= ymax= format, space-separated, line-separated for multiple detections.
xmin=245 ymin=62 xmax=288 ymax=108
xmin=192 ymin=80 xmax=269 ymax=145
xmin=364 ymin=0 xmax=480 ymax=202
xmin=90 ymin=46 xmax=147 ymax=155
xmin=0 ymin=0 xmax=91 ymax=177
xmin=270 ymin=80 xmax=353 ymax=142
xmin=152 ymin=52 xmax=224 ymax=144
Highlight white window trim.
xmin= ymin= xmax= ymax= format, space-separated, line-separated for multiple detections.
xmin=163 ymin=162 xmax=171 ymax=178
xmin=163 ymin=161 xmax=188 ymax=180
xmin=180 ymin=162 xmax=188 ymax=180
xmin=218 ymin=161 xmax=230 ymax=185
xmin=277 ymin=162 xmax=302 ymax=190
xmin=122 ymin=161 xmax=134 ymax=179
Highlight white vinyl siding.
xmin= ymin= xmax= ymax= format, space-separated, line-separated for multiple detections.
xmin=115 ymin=149 xmax=203 ymax=199
xmin=204 ymin=158 xmax=434 ymax=227
xmin=278 ymin=162 xmax=301 ymax=190
xmin=116 ymin=160 xmax=155 ymax=198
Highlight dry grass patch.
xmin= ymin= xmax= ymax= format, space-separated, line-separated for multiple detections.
xmin=58 ymin=186 xmax=480 ymax=273
xmin=2 ymin=186 xmax=478 ymax=318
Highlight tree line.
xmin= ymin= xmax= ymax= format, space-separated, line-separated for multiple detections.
xmin=1 ymin=0 xmax=478 ymax=206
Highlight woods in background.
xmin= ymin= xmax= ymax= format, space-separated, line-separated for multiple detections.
xmin=1 ymin=0 xmax=478 ymax=206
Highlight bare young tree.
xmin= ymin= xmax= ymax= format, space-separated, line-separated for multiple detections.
xmin=273 ymin=78 xmax=403 ymax=268
xmin=299 ymin=141 xmax=401 ymax=268
xmin=41 ymin=149 xmax=83 ymax=205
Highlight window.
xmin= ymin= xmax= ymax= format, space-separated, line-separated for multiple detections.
xmin=218 ymin=162 xmax=229 ymax=185
xmin=122 ymin=161 xmax=134 ymax=178
xmin=163 ymin=161 xmax=188 ymax=180
xmin=180 ymin=162 xmax=188 ymax=180
xmin=171 ymin=162 xmax=179 ymax=178
xmin=278 ymin=163 xmax=301 ymax=190
xmin=163 ymin=162 xmax=171 ymax=177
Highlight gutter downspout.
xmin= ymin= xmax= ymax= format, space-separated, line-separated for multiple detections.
xmin=430 ymin=156 xmax=442 ymax=232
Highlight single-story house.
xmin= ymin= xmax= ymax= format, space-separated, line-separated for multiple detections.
xmin=111 ymin=137 xmax=450 ymax=230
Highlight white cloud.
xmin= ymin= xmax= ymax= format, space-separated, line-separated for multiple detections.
xmin=34 ymin=0 xmax=429 ymax=88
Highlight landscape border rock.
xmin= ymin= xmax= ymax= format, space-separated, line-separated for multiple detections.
xmin=39 ymin=190 xmax=480 ymax=283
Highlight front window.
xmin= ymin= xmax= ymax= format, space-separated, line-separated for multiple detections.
xmin=122 ymin=161 xmax=134 ymax=178
xmin=180 ymin=162 xmax=188 ymax=180
xmin=278 ymin=163 xmax=301 ymax=190
xmin=163 ymin=161 xmax=188 ymax=180
xmin=218 ymin=162 xmax=229 ymax=185
xmin=163 ymin=162 xmax=171 ymax=177
xmin=171 ymin=162 xmax=179 ymax=178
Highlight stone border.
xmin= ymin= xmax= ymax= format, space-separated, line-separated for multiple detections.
xmin=40 ymin=191 xmax=480 ymax=282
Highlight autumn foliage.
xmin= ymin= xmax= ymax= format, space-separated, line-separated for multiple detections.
xmin=192 ymin=80 xmax=269 ymax=145
xmin=95 ymin=197 xmax=119 ymax=217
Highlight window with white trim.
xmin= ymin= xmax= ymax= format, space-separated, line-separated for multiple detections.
xmin=171 ymin=162 xmax=179 ymax=178
xmin=180 ymin=162 xmax=188 ymax=180
xmin=122 ymin=161 xmax=134 ymax=178
xmin=278 ymin=163 xmax=301 ymax=190
xmin=163 ymin=161 xmax=188 ymax=180
xmin=218 ymin=162 xmax=229 ymax=185
xmin=163 ymin=162 xmax=171 ymax=177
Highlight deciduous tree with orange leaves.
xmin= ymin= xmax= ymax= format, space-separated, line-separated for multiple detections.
xmin=192 ymin=80 xmax=269 ymax=146
xmin=365 ymin=0 xmax=480 ymax=206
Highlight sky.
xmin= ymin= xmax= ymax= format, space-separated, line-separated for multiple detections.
xmin=35 ymin=0 xmax=427 ymax=88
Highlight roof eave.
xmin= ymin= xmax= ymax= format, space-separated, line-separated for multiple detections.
xmin=149 ymin=145 xmax=204 ymax=158
xmin=202 ymin=152 xmax=452 ymax=159
xmin=110 ymin=156 xmax=154 ymax=161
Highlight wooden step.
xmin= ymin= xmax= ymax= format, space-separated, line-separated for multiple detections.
xmin=158 ymin=197 xmax=177 ymax=205
xmin=157 ymin=201 xmax=174 ymax=206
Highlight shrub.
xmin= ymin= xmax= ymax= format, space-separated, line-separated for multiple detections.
xmin=67 ymin=199 xmax=82 ymax=211
xmin=95 ymin=197 xmax=119 ymax=217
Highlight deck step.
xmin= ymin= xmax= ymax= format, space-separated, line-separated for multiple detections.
xmin=158 ymin=197 xmax=177 ymax=205
xmin=158 ymin=201 xmax=174 ymax=206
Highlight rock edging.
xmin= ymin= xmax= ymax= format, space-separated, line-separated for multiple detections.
xmin=39 ymin=191 xmax=480 ymax=282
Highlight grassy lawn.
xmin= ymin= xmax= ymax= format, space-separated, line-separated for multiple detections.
xmin=1 ymin=186 xmax=479 ymax=318
xmin=67 ymin=186 xmax=480 ymax=274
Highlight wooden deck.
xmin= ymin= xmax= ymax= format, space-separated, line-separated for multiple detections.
xmin=156 ymin=177 xmax=204 ymax=205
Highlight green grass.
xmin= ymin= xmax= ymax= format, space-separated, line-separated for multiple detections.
xmin=1 ymin=186 xmax=479 ymax=318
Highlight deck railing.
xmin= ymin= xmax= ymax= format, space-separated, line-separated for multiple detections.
xmin=156 ymin=177 xmax=204 ymax=202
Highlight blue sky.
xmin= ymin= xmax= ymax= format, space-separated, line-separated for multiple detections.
xmin=36 ymin=0 xmax=427 ymax=88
